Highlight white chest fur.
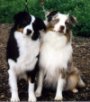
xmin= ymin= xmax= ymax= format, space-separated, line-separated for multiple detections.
xmin=8 ymin=31 xmax=40 ymax=75
xmin=15 ymin=32 xmax=40 ymax=60
xmin=40 ymin=31 xmax=73 ymax=83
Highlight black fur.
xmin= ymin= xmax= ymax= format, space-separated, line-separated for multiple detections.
xmin=14 ymin=11 xmax=31 ymax=30
xmin=47 ymin=11 xmax=58 ymax=22
xmin=27 ymin=29 xmax=32 ymax=36
xmin=6 ymin=11 xmax=32 ymax=62
xmin=32 ymin=17 xmax=46 ymax=40
xmin=26 ymin=59 xmax=39 ymax=83
xmin=6 ymin=28 xmax=19 ymax=62
xmin=7 ymin=11 xmax=46 ymax=84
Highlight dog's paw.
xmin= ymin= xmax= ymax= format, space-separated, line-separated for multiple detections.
xmin=11 ymin=96 xmax=20 ymax=102
xmin=35 ymin=89 xmax=41 ymax=97
xmin=28 ymin=94 xmax=36 ymax=102
xmin=54 ymin=95 xmax=63 ymax=101
xmin=72 ymin=88 xmax=78 ymax=93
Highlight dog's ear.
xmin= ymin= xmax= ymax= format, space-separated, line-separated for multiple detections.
xmin=13 ymin=11 xmax=31 ymax=29
xmin=69 ymin=15 xmax=77 ymax=26
xmin=32 ymin=18 xmax=46 ymax=40
xmin=45 ymin=11 xmax=51 ymax=18
xmin=33 ymin=17 xmax=46 ymax=31
xmin=45 ymin=10 xmax=56 ymax=18
xmin=47 ymin=10 xmax=58 ymax=22
xmin=13 ymin=11 xmax=25 ymax=24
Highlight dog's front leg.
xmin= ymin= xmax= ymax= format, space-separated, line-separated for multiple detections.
xmin=8 ymin=69 xmax=20 ymax=102
xmin=54 ymin=74 xmax=66 ymax=101
xmin=35 ymin=69 xmax=44 ymax=97
xmin=28 ymin=80 xmax=36 ymax=102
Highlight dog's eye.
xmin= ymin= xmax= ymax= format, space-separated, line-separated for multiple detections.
xmin=51 ymin=19 xmax=59 ymax=25
xmin=55 ymin=19 xmax=60 ymax=23
xmin=27 ymin=29 xmax=32 ymax=35
xmin=65 ymin=20 xmax=69 ymax=25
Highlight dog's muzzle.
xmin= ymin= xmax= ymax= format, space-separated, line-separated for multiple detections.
xmin=59 ymin=26 xmax=65 ymax=33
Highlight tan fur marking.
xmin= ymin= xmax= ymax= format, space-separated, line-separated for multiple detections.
xmin=65 ymin=66 xmax=80 ymax=90
xmin=17 ymin=28 xmax=23 ymax=33
xmin=65 ymin=30 xmax=72 ymax=43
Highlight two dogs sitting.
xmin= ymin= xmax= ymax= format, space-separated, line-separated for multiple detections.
xmin=7 ymin=11 xmax=85 ymax=101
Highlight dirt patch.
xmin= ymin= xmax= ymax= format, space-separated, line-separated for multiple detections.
xmin=0 ymin=24 xmax=90 ymax=101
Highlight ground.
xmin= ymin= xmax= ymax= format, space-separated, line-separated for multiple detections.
xmin=0 ymin=24 xmax=90 ymax=101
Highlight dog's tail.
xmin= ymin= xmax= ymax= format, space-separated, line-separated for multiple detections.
xmin=78 ymin=77 xmax=86 ymax=87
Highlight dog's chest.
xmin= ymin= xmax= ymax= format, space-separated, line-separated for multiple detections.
xmin=15 ymin=32 xmax=40 ymax=57
xmin=40 ymin=31 xmax=73 ymax=85
xmin=40 ymin=31 xmax=72 ymax=70
xmin=42 ymin=31 xmax=67 ymax=48
xmin=14 ymin=32 xmax=40 ymax=73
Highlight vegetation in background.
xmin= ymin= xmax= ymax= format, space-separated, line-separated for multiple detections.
xmin=0 ymin=0 xmax=90 ymax=37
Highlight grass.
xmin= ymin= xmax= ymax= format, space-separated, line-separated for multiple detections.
xmin=0 ymin=0 xmax=90 ymax=37
xmin=0 ymin=0 xmax=44 ymax=23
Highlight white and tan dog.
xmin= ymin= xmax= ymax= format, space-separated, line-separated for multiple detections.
xmin=35 ymin=11 xmax=85 ymax=100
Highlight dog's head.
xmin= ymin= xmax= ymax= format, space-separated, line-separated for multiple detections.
xmin=46 ymin=11 xmax=77 ymax=34
xmin=13 ymin=11 xmax=46 ymax=40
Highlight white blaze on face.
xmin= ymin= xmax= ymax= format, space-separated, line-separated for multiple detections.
xmin=23 ymin=24 xmax=33 ymax=37
xmin=53 ymin=13 xmax=69 ymax=33
xmin=23 ymin=15 xmax=35 ymax=37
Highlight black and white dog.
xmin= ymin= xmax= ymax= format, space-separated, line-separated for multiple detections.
xmin=35 ymin=11 xmax=85 ymax=100
xmin=6 ymin=11 xmax=46 ymax=101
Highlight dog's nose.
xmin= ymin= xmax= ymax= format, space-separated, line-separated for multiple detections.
xmin=60 ymin=26 xmax=65 ymax=31
xmin=27 ymin=29 xmax=32 ymax=35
